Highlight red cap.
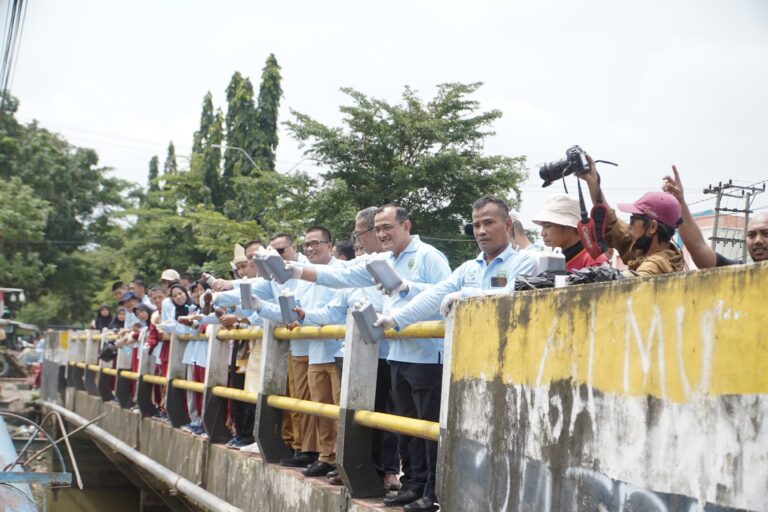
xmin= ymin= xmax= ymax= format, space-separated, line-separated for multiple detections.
xmin=617 ymin=192 xmax=681 ymax=227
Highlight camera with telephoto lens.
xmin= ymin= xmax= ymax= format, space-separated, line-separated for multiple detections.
xmin=539 ymin=145 xmax=590 ymax=187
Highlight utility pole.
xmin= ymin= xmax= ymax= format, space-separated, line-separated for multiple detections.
xmin=703 ymin=180 xmax=765 ymax=259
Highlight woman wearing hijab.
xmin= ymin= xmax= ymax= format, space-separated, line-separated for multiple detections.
xmin=108 ymin=307 xmax=126 ymax=330
xmin=92 ymin=304 xmax=113 ymax=331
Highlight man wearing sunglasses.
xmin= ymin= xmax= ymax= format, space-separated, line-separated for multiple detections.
xmin=286 ymin=205 xmax=451 ymax=511
xmin=249 ymin=227 xmax=345 ymax=479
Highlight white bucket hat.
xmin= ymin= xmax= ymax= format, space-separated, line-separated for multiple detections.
xmin=532 ymin=194 xmax=580 ymax=229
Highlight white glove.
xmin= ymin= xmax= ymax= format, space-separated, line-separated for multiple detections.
xmin=373 ymin=314 xmax=396 ymax=331
xmin=440 ymin=291 xmax=463 ymax=317
xmin=376 ymin=280 xmax=409 ymax=297
xmin=285 ymin=262 xmax=304 ymax=280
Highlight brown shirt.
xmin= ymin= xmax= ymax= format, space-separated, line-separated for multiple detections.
xmin=605 ymin=208 xmax=684 ymax=277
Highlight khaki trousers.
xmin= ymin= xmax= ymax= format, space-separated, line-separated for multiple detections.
xmin=280 ymin=355 xmax=318 ymax=453
xmin=307 ymin=363 xmax=340 ymax=464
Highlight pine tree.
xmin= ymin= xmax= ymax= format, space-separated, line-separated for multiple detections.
xmin=224 ymin=72 xmax=258 ymax=178
xmin=163 ymin=141 xmax=178 ymax=175
xmin=192 ymin=92 xmax=215 ymax=154
xmin=203 ymin=109 xmax=224 ymax=209
xmin=147 ymin=156 xmax=159 ymax=192
xmin=255 ymin=54 xmax=282 ymax=172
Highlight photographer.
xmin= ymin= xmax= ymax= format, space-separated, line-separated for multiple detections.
xmin=532 ymin=194 xmax=609 ymax=270
xmin=578 ymin=156 xmax=684 ymax=276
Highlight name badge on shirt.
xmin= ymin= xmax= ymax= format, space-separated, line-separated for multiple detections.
xmin=491 ymin=276 xmax=507 ymax=288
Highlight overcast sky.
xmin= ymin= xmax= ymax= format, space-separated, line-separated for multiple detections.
xmin=10 ymin=0 xmax=768 ymax=231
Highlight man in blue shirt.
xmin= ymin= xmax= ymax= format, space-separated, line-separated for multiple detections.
xmin=378 ymin=196 xmax=537 ymax=331
xmin=287 ymin=205 xmax=451 ymax=512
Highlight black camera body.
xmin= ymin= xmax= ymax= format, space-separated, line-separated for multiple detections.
xmin=539 ymin=145 xmax=590 ymax=187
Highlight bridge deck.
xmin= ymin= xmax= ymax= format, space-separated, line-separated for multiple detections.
xmin=58 ymin=389 xmax=392 ymax=512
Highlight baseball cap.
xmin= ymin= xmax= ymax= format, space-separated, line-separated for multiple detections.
xmin=617 ymin=192 xmax=682 ymax=228
xmin=118 ymin=291 xmax=138 ymax=304
xmin=532 ymin=194 xmax=580 ymax=229
xmin=160 ymin=269 xmax=180 ymax=282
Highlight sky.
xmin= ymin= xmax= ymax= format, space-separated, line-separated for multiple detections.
xmin=9 ymin=0 xmax=768 ymax=234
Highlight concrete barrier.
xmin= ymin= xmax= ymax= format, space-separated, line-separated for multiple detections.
xmin=439 ymin=263 xmax=767 ymax=512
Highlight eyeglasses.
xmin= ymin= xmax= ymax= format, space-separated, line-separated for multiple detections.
xmin=374 ymin=222 xmax=404 ymax=234
xmin=302 ymin=240 xmax=330 ymax=250
xmin=353 ymin=226 xmax=375 ymax=239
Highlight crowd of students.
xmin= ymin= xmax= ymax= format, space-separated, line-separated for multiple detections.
xmin=91 ymin=163 xmax=766 ymax=512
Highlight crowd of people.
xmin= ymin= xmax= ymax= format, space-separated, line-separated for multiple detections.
xmin=92 ymin=162 xmax=767 ymax=512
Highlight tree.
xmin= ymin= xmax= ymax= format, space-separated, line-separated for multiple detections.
xmin=255 ymin=54 xmax=282 ymax=172
xmin=286 ymin=82 xmax=527 ymax=264
xmin=224 ymin=72 xmax=259 ymax=179
xmin=147 ymin=155 xmax=160 ymax=191
xmin=191 ymin=92 xmax=224 ymax=209
xmin=163 ymin=141 xmax=178 ymax=176
xmin=0 ymin=95 xmax=132 ymax=325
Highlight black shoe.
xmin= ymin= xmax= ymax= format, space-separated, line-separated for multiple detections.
xmin=383 ymin=489 xmax=421 ymax=507
xmin=403 ymin=497 xmax=439 ymax=511
xmin=326 ymin=469 xmax=339 ymax=478
xmin=302 ymin=460 xmax=335 ymax=477
xmin=280 ymin=451 xmax=318 ymax=468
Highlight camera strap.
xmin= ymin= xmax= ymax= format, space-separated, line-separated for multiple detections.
xmin=576 ymin=178 xmax=608 ymax=258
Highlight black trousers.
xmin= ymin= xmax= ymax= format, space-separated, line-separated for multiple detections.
xmin=230 ymin=370 xmax=255 ymax=438
xmin=390 ymin=360 xmax=442 ymax=501
xmin=373 ymin=358 xmax=400 ymax=476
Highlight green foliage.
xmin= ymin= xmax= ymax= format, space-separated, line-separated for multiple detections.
xmin=147 ymin=156 xmax=159 ymax=191
xmin=286 ymin=82 xmax=527 ymax=265
xmin=191 ymin=92 xmax=224 ymax=209
xmin=0 ymin=95 xmax=132 ymax=325
xmin=255 ymin=54 xmax=282 ymax=172
xmin=163 ymin=141 xmax=178 ymax=176
xmin=224 ymin=72 xmax=260 ymax=178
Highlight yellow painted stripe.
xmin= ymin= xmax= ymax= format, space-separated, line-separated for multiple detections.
xmin=119 ymin=370 xmax=139 ymax=381
xmin=211 ymin=386 xmax=258 ymax=403
xmin=451 ymin=263 xmax=768 ymax=402
xmin=141 ymin=374 xmax=168 ymax=385
xmin=87 ymin=364 xmax=101 ymax=372
xmin=101 ymin=368 xmax=118 ymax=376
xmin=274 ymin=325 xmax=346 ymax=340
xmin=266 ymin=395 xmax=340 ymax=419
xmin=75 ymin=362 xmax=86 ymax=369
xmin=353 ymin=410 xmax=439 ymax=441
xmin=217 ymin=328 xmax=264 ymax=340
xmin=171 ymin=379 xmax=205 ymax=393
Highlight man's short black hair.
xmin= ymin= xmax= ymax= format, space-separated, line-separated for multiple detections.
xmin=148 ymin=285 xmax=165 ymax=295
xmin=335 ymin=239 xmax=356 ymax=260
xmin=269 ymin=233 xmax=294 ymax=244
xmin=245 ymin=239 xmax=264 ymax=251
xmin=180 ymin=272 xmax=195 ymax=282
xmin=376 ymin=204 xmax=409 ymax=223
xmin=472 ymin=196 xmax=510 ymax=217
xmin=111 ymin=281 xmax=125 ymax=292
xmin=306 ymin=226 xmax=332 ymax=243
xmin=131 ymin=277 xmax=145 ymax=288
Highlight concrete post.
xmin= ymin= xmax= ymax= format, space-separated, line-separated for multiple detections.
xmin=115 ymin=334 xmax=135 ymax=409
xmin=97 ymin=330 xmax=115 ymax=402
xmin=69 ymin=330 xmax=86 ymax=391
xmin=255 ymin=320 xmax=292 ymax=463
xmin=84 ymin=330 xmax=100 ymax=396
xmin=436 ymin=311 xmax=456 ymax=500
xmin=165 ymin=333 xmax=191 ymax=428
xmin=136 ymin=328 xmax=158 ymax=418
xmin=337 ymin=312 xmax=386 ymax=498
xmin=202 ymin=325 xmax=231 ymax=443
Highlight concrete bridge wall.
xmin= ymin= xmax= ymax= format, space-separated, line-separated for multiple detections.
xmin=438 ymin=263 xmax=767 ymax=512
